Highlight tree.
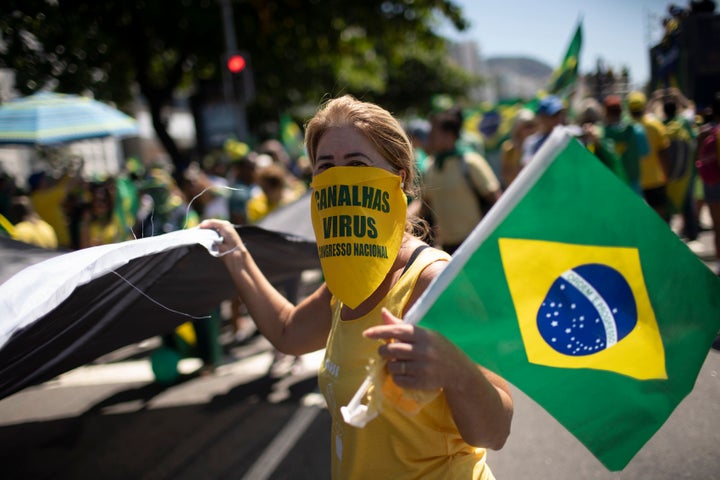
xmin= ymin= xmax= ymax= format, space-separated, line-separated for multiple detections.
xmin=1 ymin=0 xmax=476 ymax=174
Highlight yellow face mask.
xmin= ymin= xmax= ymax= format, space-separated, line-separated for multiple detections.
xmin=310 ymin=166 xmax=407 ymax=309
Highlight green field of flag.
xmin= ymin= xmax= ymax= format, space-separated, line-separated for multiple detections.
xmin=406 ymin=129 xmax=720 ymax=471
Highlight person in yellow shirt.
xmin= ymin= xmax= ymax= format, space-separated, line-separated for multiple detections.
xmin=201 ymin=95 xmax=513 ymax=479
xmin=245 ymin=163 xmax=295 ymax=224
xmin=79 ymin=180 xmax=128 ymax=248
xmin=9 ymin=195 xmax=58 ymax=249
xmin=628 ymin=91 xmax=672 ymax=221
xmin=28 ymin=171 xmax=80 ymax=249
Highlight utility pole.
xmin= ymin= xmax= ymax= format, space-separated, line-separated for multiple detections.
xmin=217 ymin=0 xmax=248 ymax=141
xmin=219 ymin=0 xmax=237 ymax=103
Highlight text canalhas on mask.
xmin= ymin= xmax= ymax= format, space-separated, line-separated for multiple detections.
xmin=314 ymin=184 xmax=392 ymax=259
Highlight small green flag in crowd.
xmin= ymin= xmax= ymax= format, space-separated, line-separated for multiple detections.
xmin=408 ymin=129 xmax=720 ymax=471
xmin=279 ymin=113 xmax=305 ymax=160
xmin=547 ymin=20 xmax=583 ymax=96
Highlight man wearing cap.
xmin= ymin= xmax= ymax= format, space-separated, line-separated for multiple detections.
xmin=521 ymin=95 xmax=566 ymax=166
xmin=628 ymin=91 xmax=672 ymax=221
xmin=603 ymin=94 xmax=649 ymax=195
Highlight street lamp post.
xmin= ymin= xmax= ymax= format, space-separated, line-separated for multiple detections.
xmin=217 ymin=0 xmax=248 ymax=141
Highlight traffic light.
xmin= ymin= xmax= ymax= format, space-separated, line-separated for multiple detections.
xmin=223 ymin=51 xmax=255 ymax=104
xmin=226 ymin=54 xmax=246 ymax=74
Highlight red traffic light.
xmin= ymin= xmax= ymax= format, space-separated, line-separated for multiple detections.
xmin=227 ymin=54 xmax=246 ymax=74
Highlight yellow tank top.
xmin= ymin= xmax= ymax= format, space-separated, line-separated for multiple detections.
xmin=317 ymin=247 xmax=494 ymax=480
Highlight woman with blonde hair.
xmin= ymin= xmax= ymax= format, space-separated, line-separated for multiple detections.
xmin=201 ymin=95 xmax=512 ymax=479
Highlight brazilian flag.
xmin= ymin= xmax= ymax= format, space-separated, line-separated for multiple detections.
xmin=547 ymin=20 xmax=583 ymax=96
xmin=406 ymin=130 xmax=720 ymax=470
xmin=279 ymin=113 xmax=305 ymax=160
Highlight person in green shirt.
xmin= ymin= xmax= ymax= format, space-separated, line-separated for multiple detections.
xmin=603 ymin=95 xmax=649 ymax=195
xmin=575 ymin=97 xmax=627 ymax=183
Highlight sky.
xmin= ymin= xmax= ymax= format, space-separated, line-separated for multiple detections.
xmin=440 ymin=0 xmax=675 ymax=87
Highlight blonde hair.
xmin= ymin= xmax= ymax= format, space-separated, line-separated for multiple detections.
xmin=305 ymin=95 xmax=417 ymax=198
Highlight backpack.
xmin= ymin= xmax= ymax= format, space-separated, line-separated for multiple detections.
xmin=696 ymin=124 xmax=720 ymax=185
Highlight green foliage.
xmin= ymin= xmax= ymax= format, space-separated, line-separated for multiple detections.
xmin=0 ymin=0 xmax=476 ymax=167
xmin=1 ymin=0 xmax=222 ymax=106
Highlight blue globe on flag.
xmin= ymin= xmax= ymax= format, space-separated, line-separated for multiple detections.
xmin=537 ymin=263 xmax=637 ymax=356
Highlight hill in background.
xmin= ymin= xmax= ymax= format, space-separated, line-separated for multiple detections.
xmin=486 ymin=56 xmax=553 ymax=78
xmin=484 ymin=56 xmax=553 ymax=100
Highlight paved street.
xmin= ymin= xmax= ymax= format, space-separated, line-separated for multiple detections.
xmin=0 ymin=334 xmax=332 ymax=480
xmin=0 ymin=218 xmax=718 ymax=479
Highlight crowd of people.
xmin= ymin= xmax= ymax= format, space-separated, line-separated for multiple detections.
xmin=2 ymin=88 xmax=716 ymax=261
xmin=0 ymin=139 xmax=309 ymax=249
xmin=406 ymin=88 xmax=720 ymax=277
